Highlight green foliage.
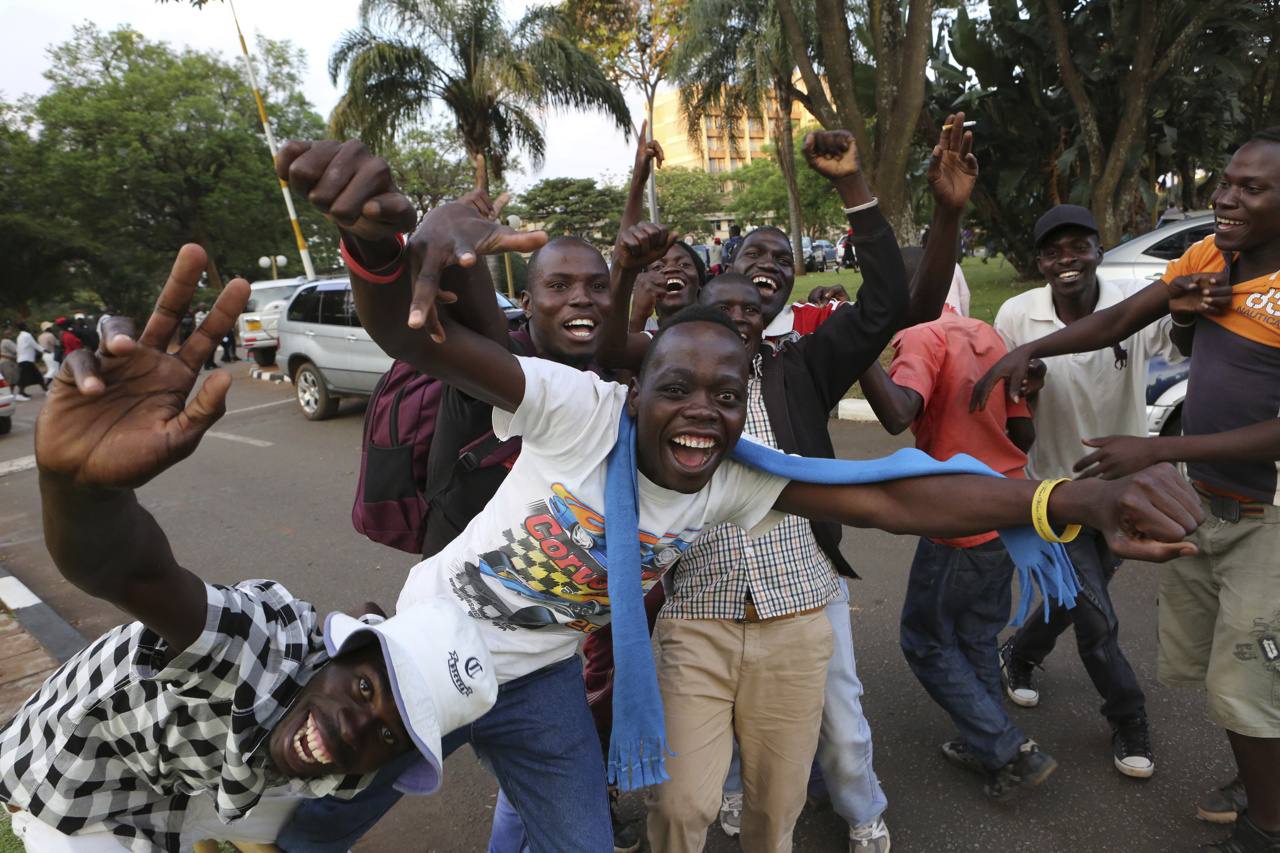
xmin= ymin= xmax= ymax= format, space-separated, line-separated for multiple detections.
xmin=2 ymin=25 xmax=334 ymax=317
xmin=728 ymin=131 xmax=843 ymax=237
xmin=517 ymin=177 xmax=626 ymax=243
xmin=654 ymin=167 xmax=726 ymax=239
xmin=563 ymin=0 xmax=686 ymax=104
xmin=383 ymin=125 xmax=476 ymax=217
xmin=328 ymin=0 xmax=631 ymax=189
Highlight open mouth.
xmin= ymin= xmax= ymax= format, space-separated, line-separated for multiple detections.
xmin=1216 ymin=216 xmax=1245 ymax=233
xmin=563 ymin=318 xmax=596 ymax=339
xmin=664 ymin=277 xmax=686 ymax=293
xmin=669 ymin=432 xmax=719 ymax=471
xmin=751 ymin=275 xmax=779 ymax=295
xmin=291 ymin=712 xmax=335 ymax=768
xmin=1055 ymin=270 xmax=1082 ymax=283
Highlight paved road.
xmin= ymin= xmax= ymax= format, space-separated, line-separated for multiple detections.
xmin=0 ymin=363 xmax=1235 ymax=852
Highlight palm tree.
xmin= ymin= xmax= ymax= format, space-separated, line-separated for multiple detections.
xmin=329 ymin=0 xmax=632 ymax=192
xmin=672 ymin=0 xmax=809 ymax=273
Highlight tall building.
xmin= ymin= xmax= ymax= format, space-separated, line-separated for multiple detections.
xmin=649 ymin=88 xmax=819 ymax=175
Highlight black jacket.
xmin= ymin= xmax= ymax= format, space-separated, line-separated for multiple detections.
xmin=759 ymin=205 xmax=908 ymax=578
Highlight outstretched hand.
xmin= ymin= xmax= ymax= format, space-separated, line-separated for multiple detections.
xmin=1084 ymin=464 xmax=1202 ymax=562
xmin=35 ymin=244 xmax=249 ymax=490
xmin=406 ymin=158 xmax=548 ymax=340
xmin=1166 ymin=271 xmax=1231 ymax=318
xmin=927 ymin=111 xmax=978 ymax=211
xmin=276 ymin=139 xmax=417 ymax=244
xmin=970 ymin=346 xmax=1037 ymax=411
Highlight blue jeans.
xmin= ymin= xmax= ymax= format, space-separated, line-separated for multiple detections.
xmin=899 ymin=537 xmax=1024 ymax=770
xmin=724 ymin=579 xmax=887 ymax=828
xmin=277 ymin=656 xmax=611 ymax=853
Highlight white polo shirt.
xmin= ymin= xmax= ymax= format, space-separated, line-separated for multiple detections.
xmin=994 ymin=281 xmax=1183 ymax=480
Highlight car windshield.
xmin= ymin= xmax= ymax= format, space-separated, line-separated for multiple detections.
xmin=496 ymin=291 xmax=516 ymax=310
xmin=246 ymin=285 xmax=300 ymax=312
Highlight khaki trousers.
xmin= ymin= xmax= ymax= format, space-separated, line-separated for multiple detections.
xmin=645 ymin=611 xmax=833 ymax=853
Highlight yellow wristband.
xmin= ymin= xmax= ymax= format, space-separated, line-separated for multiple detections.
xmin=1031 ymin=478 xmax=1082 ymax=544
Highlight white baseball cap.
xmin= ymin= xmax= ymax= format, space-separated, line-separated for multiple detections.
xmin=323 ymin=598 xmax=497 ymax=794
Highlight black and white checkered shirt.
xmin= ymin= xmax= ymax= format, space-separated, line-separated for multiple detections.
xmin=0 ymin=580 xmax=371 ymax=852
xmin=664 ymin=353 xmax=842 ymax=620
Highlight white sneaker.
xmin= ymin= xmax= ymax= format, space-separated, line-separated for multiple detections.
xmin=718 ymin=792 xmax=742 ymax=838
xmin=849 ymin=815 xmax=891 ymax=852
xmin=14 ymin=394 xmax=31 ymax=402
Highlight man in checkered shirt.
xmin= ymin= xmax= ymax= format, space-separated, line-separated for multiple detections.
xmin=0 ymin=248 xmax=497 ymax=853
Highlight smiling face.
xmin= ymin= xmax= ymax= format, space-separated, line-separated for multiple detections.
xmin=267 ymin=643 xmax=412 ymax=779
xmin=699 ymin=275 xmax=764 ymax=350
xmin=1211 ymin=140 xmax=1280 ymax=253
xmin=645 ymin=244 xmax=702 ymax=319
xmin=1035 ymin=226 xmax=1102 ymax=303
xmin=731 ymin=229 xmax=796 ymax=322
xmin=628 ymin=320 xmax=750 ymax=494
xmin=521 ymin=239 xmax=610 ymax=367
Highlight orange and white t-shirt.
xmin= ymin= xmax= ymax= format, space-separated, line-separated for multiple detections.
xmin=1162 ymin=235 xmax=1280 ymax=504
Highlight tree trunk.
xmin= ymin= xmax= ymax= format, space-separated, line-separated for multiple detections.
xmin=773 ymin=91 xmax=806 ymax=278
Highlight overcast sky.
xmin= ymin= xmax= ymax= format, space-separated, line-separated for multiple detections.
xmin=0 ymin=0 xmax=644 ymax=190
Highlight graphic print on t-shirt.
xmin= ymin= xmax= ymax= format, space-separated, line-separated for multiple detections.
xmin=447 ymin=482 xmax=692 ymax=635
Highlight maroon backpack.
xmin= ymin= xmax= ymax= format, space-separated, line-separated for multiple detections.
xmin=352 ymin=330 xmax=531 ymax=554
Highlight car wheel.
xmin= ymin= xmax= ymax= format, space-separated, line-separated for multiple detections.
xmin=294 ymin=363 xmax=339 ymax=421
xmin=0 ymin=417 xmax=10 ymax=435
xmin=252 ymin=347 xmax=277 ymax=368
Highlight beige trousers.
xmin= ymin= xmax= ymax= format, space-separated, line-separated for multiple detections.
xmin=645 ymin=611 xmax=833 ymax=853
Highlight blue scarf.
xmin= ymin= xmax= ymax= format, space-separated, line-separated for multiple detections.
xmin=604 ymin=412 xmax=1079 ymax=791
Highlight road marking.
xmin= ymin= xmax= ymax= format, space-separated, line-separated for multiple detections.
xmin=225 ymin=398 xmax=293 ymax=416
xmin=0 ymin=455 xmax=37 ymax=477
xmin=0 ymin=575 xmax=40 ymax=609
xmin=207 ymin=432 xmax=274 ymax=448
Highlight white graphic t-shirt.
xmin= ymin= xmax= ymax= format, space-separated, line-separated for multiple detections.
xmin=397 ymin=356 xmax=789 ymax=682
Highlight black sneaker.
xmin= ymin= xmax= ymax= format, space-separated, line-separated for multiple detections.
xmin=1111 ymin=714 xmax=1155 ymax=779
xmin=1000 ymin=639 xmax=1040 ymax=708
xmin=1199 ymin=777 xmax=1249 ymax=825
xmin=1200 ymin=813 xmax=1280 ymax=852
xmin=984 ymin=739 xmax=1057 ymax=800
xmin=609 ymin=787 xmax=642 ymax=853
xmin=940 ymin=739 xmax=986 ymax=775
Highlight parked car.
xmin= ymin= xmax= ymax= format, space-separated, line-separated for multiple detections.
xmin=278 ymin=280 xmax=525 ymax=421
xmin=812 ymin=239 xmax=837 ymax=271
xmin=0 ymin=375 xmax=14 ymax=435
xmin=1096 ymin=214 xmax=1211 ymax=437
xmin=1097 ymin=211 xmax=1214 ymax=293
xmin=238 ymin=279 xmax=309 ymax=367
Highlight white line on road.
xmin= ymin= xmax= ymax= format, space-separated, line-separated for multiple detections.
xmin=224 ymin=398 xmax=294 ymax=416
xmin=0 ymin=456 xmax=37 ymax=478
xmin=207 ymin=432 xmax=274 ymax=448
xmin=0 ymin=575 xmax=40 ymax=609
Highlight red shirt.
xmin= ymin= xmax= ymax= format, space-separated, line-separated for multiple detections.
xmin=889 ymin=310 xmax=1031 ymax=547
xmin=61 ymin=330 xmax=83 ymax=354
xmin=790 ymin=300 xmax=845 ymax=336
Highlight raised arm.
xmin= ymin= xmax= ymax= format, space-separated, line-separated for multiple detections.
xmin=597 ymin=224 xmax=679 ymax=371
xmin=907 ymin=112 xmax=979 ymax=325
xmin=774 ymin=463 xmax=1202 ymax=563
xmin=797 ymin=131 xmax=909 ymax=408
xmin=619 ymin=119 xmax=663 ymax=235
xmin=36 ymin=245 xmax=249 ymax=655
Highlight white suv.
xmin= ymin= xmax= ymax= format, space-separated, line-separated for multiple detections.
xmin=238 ymin=279 xmax=307 ymax=367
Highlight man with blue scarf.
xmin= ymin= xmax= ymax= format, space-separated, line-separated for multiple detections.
xmin=274 ymin=138 xmax=1205 ymax=853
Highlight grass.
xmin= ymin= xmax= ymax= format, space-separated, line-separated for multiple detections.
xmin=790 ymin=256 xmax=1038 ymax=398
xmin=796 ymin=255 xmax=1035 ymax=325
xmin=0 ymin=811 xmax=22 ymax=853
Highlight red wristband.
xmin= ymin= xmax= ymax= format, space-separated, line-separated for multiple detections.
xmin=340 ymin=234 xmax=406 ymax=284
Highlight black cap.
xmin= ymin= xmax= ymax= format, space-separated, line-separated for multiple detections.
xmin=1033 ymin=204 xmax=1099 ymax=246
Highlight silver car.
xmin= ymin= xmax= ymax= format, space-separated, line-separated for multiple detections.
xmin=277 ymin=279 xmax=394 ymax=420
xmin=1096 ymin=213 xmax=1213 ymax=437
xmin=238 ymin=279 xmax=307 ymax=367
xmin=277 ymin=280 xmax=529 ymax=420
